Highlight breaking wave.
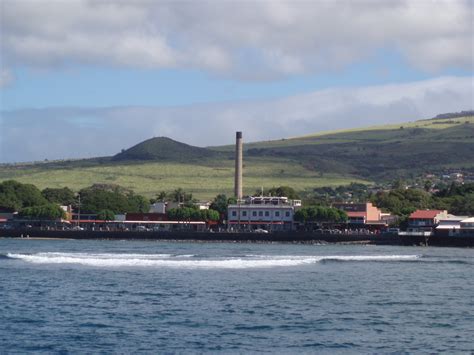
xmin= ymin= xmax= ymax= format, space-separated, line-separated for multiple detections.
xmin=4 ymin=252 xmax=421 ymax=269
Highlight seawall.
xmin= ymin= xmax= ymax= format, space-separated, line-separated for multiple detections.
xmin=1 ymin=228 xmax=473 ymax=247
xmin=1 ymin=228 xmax=396 ymax=244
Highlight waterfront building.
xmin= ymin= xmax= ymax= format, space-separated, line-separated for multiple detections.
xmin=227 ymin=196 xmax=301 ymax=231
xmin=459 ymin=217 xmax=474 ymax=235
xmin=407 ymin=209 xmax=448 ymax=232
xmin=332 ymin=202 xmax=387 ymax=227
xmin=435 ymin=215 xmax=469 ymax=236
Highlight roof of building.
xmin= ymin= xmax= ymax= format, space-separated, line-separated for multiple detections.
xmin=436 ymin=225 xmax=460 ymax=230
xmin=346 ymin=211 xmax=366 ymax=218
xmin=438 ymin=215 xmax=469 ymax=222
xmin=461 ymin=217 xmax=474 ymax=223
xmin=409 ymin=210 xmax=445 ymax=219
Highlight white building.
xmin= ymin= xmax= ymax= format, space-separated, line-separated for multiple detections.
xmin=460 ymin=217 xmax=474 ymax=236
xmin=227 ymin=196 xmax=301 ymax=231
xmin=149 ymin=202 xmax=167 ymax=214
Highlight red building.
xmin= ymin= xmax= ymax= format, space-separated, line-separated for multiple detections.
xmin=125 ymin=213 xmax=167 ymax=221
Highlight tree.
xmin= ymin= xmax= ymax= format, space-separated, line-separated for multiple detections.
xmin=210 ymin=194 xmax=230 ymax=216
xmin=200 ymin=209 xmax=220 ymax=221
xmin=257 ymin=186 xmax=300 ymax=199
xmin=97 ymin=209 xmax=116 ymax=221
xmin=20 ymin=204 xmax=66 ymax=220
xmin=167 ymin=207 xmax=220 ymax=222
xmin=294 ymin=208 xmax=308 ymax=222
xmin=371 ymin=188 xmax=431 ymax=217
xmin=127 ymin=194 xmax=150 ymax=213
xmin=0 ymin=180 xmax=47 ymax=212
xmin=78 ymin=185 xmax=150 ymax=214
xmin=42 ymin=187 xmax=75 ymax=205
xmin=171 ymin=188 xmax=194 ymax=203
xmin=294 ymin=206 xmax=347 ymax=223
xmin=423 ymin=180 xmax=432 ymax=192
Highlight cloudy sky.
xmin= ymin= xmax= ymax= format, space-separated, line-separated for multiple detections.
xmin=0 ymin=0 xmax=473 ymax=162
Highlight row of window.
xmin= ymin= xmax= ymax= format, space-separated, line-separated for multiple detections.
xmin=230 ymin=210 xmax=291 ymax=218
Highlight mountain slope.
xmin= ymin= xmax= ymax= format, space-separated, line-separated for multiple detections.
xmin=234 ymin=117 xmax=474 ymax=180
xmin=112 ymin=137 xmax=220 ymax=162
xmin=0 ymin=115 xmax=473 ymax=199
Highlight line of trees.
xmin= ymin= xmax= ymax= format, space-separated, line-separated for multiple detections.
xmin=167 ymin=207 xmax=219 ymax=222
xmin=0 ymin=181 xmax=151 ymax=220
xmin=0 ymin=180 xmax=221 ymax=222
xmin=294 ymin=206 xmax=347 ymax=223
xmin=370 ymin=182 xmax=474 ymax=224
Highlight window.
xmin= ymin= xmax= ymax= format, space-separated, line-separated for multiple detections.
xmin=275 ymin=211 xmax=280 ymax=217
xmin=242 ymin=211 xmax=247 ymax=217
xmin=259 ymin=211 xmax=263 ymax=217
xmin=285 ymin=211 xmax=290 ymax=217
xmin=265 ymin=211 xmax=270 ymax=217
xmin=232 ymin=211 xmax=237 ymax=217
xmin=252 ymin=211 xmax=257 ymax=217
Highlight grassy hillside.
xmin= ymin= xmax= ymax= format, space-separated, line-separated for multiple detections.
xmin=0 ymin=115 xmax=472 ymax=199
xmin=0 ymin=157 xmax=366 ymax=199
xmin=216 ymin=115 xmax=474 ymax=180
xmin=112 ymin=137 xmax=221 ymax=162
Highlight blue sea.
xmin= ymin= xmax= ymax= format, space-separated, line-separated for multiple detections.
xmin=1 ymin=238 xmax=473 ymax=353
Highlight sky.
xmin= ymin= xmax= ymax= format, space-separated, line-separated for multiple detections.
xmin=0 ymin=0 xmax=473 ymax=163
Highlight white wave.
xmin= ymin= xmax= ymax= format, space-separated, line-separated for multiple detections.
xmin=320 ymin=255 xmax=421 ymax=262
xmin=6 ymin=253 xmax=420 ymax=269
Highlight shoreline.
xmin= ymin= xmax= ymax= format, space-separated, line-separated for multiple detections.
xmin=1 ymin=229 xmax=473 ymax=248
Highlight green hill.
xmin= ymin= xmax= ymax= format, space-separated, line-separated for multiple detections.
xmin=0 ymin=115 xmax=472 ymax=199
xmin=112 ymin=137 xmax=220 ymax=162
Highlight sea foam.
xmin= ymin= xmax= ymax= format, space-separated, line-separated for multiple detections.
xmin=6 ymin=252 xmax=421 ymax=269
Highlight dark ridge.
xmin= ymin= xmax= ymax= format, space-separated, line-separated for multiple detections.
xmin=112 ymin=137 xmax=219 ymax=162
xmin=431 ymin=110 xmax=474 ymax=120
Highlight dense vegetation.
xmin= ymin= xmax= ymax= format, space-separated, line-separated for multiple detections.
xmin=0 ymin=180 xmax=48 ymax=211
xmin=294 ymin=206 xmax=347 ymax=223
xmin=433 ymin=110 xmax=474 ymax=119
xmin=302 ymin=183 xmax=370 ymax=206
xmin=19 ymin=204 xmax=66 ymax=220
xmin=78 ymin=184 xmax=150 ymax=214
xmin=0 ymin=180 xmax=65 ymax=219
xmin=209 ymin=194 xmax=236 ymax=217
xmin=369 ymin=183 xmax=474 ymax=226
xmin=257 ymin=186 xmax=300 ymax=199
xmin=0 ymin=180 xmax=222 ymax=221
xmin=167 ymin=207 xmax=219 ymax=222
xmin=42 ymin=187 xmax=76 ymax=205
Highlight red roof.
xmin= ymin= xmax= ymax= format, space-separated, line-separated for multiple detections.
xmin=347 ymin=212 xmax=366 ymax=218
xmin=409 ymin=210 xmax=444 ymax=219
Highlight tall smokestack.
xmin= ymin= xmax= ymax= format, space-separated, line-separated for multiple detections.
xmin=234 ymin=131 xmax=243 ymax=199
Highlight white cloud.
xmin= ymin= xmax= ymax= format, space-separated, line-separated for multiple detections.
xmin=1 ymin=0 xmax=472 ymax=79
xmin=1 ymin=76 xmax=472 ymax=163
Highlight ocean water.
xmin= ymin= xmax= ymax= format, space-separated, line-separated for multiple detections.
xmin=1 ymin=239 xmax=473 ymax=353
